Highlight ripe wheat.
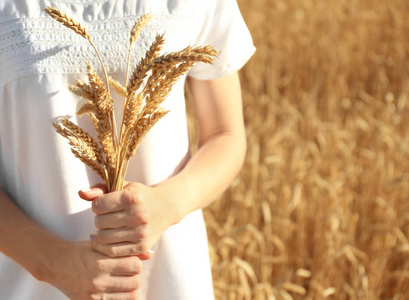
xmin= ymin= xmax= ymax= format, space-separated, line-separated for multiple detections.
xmin=45 ymin=6 xmax=219 ymax=192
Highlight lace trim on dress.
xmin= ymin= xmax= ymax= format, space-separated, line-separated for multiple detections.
xmin=0 ymin=14 xmax=194 ymax=85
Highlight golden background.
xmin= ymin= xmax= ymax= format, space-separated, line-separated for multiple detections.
xmin=188 ymin=0 xmax=409 ymax=299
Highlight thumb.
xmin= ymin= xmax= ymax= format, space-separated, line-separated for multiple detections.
xmin=78 ymin=183 xmax=107 ymax=201
xmin=136 ymin=250 xmax=155 ymax=261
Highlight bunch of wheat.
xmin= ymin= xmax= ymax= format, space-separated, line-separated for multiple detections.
xmin=45 ymin=6 xmax=219 ymax=192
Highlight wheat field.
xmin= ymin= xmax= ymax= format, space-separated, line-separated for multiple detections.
xmin=190 ymin=0 xmax=409 ymax=299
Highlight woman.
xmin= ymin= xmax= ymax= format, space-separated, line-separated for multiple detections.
xmin=0 ymin=0 xmax=255 ymax=299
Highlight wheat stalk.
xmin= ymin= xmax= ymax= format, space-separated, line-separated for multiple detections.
xmin=46 ymin=6 xmax=218 ymax=193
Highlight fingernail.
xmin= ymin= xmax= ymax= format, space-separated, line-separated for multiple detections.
xmin=81 ymin=188 xmax=92 ymax=192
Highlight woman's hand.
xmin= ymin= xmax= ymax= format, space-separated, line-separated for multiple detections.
xmin=79 ymin=72 xmax=247 ymax=259
xmin=0 ymin=189 xmax=145 ymax=300
xmin=79 ymin=182 xmax=180 ymax=258
xmin=46 ymin=239 xmax=143 ymax=300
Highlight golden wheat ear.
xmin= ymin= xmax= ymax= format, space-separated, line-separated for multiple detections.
xmin=127 ymin=34 xmax=165 ymax=94
xmin=52 ymin=118 xmax=107 ymax=180
xmin=44 ymin=6 xmax=90 ymax=40
xmin=109 ymin=77 xmax=128 ymax=97
xmin=130 ymin=13 xmax=152 ymax=45
xmin=45 ymin=6 xmax=113 ymax=105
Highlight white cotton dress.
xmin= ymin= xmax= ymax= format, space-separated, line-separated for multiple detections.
xmin=0 ymin=0 xmax=255 ymax=299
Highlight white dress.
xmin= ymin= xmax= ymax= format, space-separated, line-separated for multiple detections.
xmin=0 ymin=0 xmax=255 ymax=299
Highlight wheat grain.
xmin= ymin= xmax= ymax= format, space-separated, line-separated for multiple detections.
xmin=76 ymin=101 xmax=94 ymax=117
xmin=74 ymin=80 xmax=95 ymax=99
xmin=109 ymin=77 xmax=128 ymax=97
xmin=69 ymin=86 xmax=86 ymax=98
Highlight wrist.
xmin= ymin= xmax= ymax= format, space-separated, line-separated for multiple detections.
xmin=0 ymin=191 xmax=71 ymax=285
xmin=154 ymin=173 xmax=196 ymax=225
xmin=24 ymin=230 xmax=67 ymax=283
xmin=15 ymin=224 xmax=73 ymax=285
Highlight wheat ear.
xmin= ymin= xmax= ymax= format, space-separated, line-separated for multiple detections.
xmin=52 ymin=118 xmax=107 ymax=181
xmin=130 ymin=14 xmax=152 ymax=45
xmin=150 ymin=46 xmax=219 ymax=68
xmin=127 ymin=34 xmax=165 ymax=94
xmin=109 ymin=77 xmax=128 ymax=97
xmin=44 ymin=6 xmax=89 ymax=39
xmin=76 ymin=101 xmax=94 ymax=116
xmin=45 ymin=6 xmax=118 ymax=149
xmin=123 ymin=14 xmax=153 ymax=110
xmin=127 ymin=14 xmax=153 ymax=82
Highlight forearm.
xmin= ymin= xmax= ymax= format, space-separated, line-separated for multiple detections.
xmin=155 ymin=123 xmax=246 ymax=222
xmin=155 ymin=73 xmax=247 ymax=222
xmin=0 ymin=189 xmax=58 ymax=281
xmin=0 ymin=189 xmax=145 ymax=298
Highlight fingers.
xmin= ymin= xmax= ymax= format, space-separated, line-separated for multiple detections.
xmin=95 ymin=226 xmax=147 ymax=249
xmin=91 ymin=291 xmax=139 ymax=300
xmin=103 ymin=256 xmax=143 ymax=276
xmin=94 ymin=210 xmax=148 ymax=230
xmin=108 ymin=275 xmax=141 ymax=292
xmin=87 ymin=183 xmax=156 ymax=261
xmin=94 ymin=211 xmax=133 ymax=230
xmin=136 ymin=251 xmax=154 ymax=261
xmin=97 ymin=226 xmax=148 ymax=244
xmin=92 ymin=249 xmax=143 ymax=275
xmin=92 ymin=190 xmax=131 ymax=214
xmin=91 ymin=254 xmax=142 ymax=298
xmin=92 ymin=185 xmax=149 ymax=215
xmin=79 ymin=183 xmax=107 ymax=201
xmin=92 ymin=239 xmax=152 ymax=258
xmin=90 ymin=274 xmax=141 ymax=293
xmin=91 ymin=234 xmax=153 ymax=259
xmin=55 ymin=240 xmax=144 ymax=299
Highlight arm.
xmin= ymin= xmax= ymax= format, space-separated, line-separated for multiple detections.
xmin=0 ymin=188 xmax=144 ymax=299
xmin=82 ymin=72 xmax=246 ymax=256
xmin=159 ymin=71 xmax=246 ymax=215
xmin=0 ymin=188 xmax=52 ymax=280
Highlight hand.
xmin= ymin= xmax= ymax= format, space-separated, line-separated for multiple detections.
xmin=46 ymin=239 xmax=143 ymax=300
xmin=79 ymin=182 xmax=180 ymax=258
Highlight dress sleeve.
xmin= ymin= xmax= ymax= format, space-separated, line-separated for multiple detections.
xmin=188 ymin=0 xmax=256 ymax=80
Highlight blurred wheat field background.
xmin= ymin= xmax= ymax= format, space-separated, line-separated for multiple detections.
xmin=187 ymin=0 xmax=409 ymax=299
